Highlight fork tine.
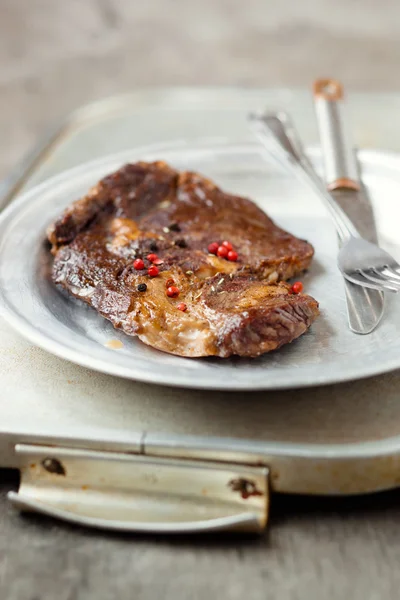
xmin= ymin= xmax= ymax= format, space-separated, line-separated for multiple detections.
xmin=344 ymin=271 xmax=398 ymax=293
xmin=371 ymin=268 xmax=400 ymax=285
xmin=381 ymin=266 xmax=400 ymax=281
xmin=365 ymin=268 xmax=400 ymax=287
xmin=359 ymin=269 xmax=400 ymax=292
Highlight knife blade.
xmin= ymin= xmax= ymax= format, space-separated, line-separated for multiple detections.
xmin=313 ymin=78 xmax=384 ymax=334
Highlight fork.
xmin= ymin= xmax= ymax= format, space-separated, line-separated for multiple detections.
xmin=249 ymin=113 xmax=400 ymax=294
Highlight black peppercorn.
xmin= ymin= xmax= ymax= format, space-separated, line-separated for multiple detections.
xmin=169 ymin=222 xmax=181 ymax=232
xmin=137 ymin=283 xmax=147 ymax=292
xmin=175 ymin=238 xmax=187 ymax=248
xmin=149 ymin=242 xmax=158 ymax=252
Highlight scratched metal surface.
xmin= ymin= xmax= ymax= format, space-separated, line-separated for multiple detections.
xmin=1 ymin=89 xmax=400 ymax=492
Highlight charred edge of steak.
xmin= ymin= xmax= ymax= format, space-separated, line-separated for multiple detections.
xmin=200 ymin=275 xmax=319 ymax=357
xmin=47 ymin=161 xmax=178 ymax=250
xmin=216 ymin=295 xmax=319 ymax=357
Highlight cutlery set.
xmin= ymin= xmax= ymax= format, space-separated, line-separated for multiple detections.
xmin=250 ymin=78 xmax=396 ymax=334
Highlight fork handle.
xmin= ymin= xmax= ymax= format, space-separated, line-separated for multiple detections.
xmin=249 ymin=113 xmax=360 ymax=242
xmin=313 ymin=79 xmax=360 ymax=191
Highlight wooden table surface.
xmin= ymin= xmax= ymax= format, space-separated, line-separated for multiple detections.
xmin=2 ymin=469 xmax=400 ymax=599
xmin=2 ymin=1 xmax=400 ymax=597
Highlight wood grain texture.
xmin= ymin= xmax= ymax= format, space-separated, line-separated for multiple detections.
xmin=2 ymin=471 xmax=400 ymax=600
xmin=2 ymin=1 xmax=400 ymax=597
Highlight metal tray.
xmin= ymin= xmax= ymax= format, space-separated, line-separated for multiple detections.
xmin=2 ymin=88 xmax=400 ymax=534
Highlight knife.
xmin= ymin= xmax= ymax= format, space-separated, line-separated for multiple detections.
xmin=313 ymin=78 xmax=384 ymax=334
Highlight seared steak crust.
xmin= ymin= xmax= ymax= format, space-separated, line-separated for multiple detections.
xmin=48 ymin=161 xmax=319 ymax=357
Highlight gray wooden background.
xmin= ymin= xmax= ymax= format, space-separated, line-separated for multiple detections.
xmin=2 ymin=1 xmax=400 ymax=598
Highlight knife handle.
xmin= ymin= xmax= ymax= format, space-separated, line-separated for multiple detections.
xmin=313 ymin=79 xmax=360 ymax=192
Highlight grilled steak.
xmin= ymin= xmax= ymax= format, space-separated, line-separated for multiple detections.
xmin=48 ymin=161 xmax=319 ymax=357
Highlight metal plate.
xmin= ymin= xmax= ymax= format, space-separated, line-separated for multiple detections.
xmin=1 ymin=139 xmax=400 ymax=390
